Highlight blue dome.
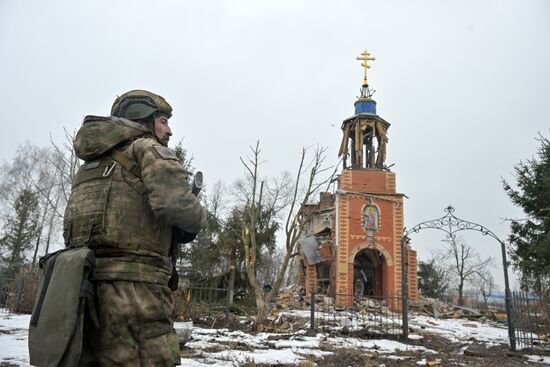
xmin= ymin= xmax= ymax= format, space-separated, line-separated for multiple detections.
xmin=354 ymin=98 xmax=377 ymax=114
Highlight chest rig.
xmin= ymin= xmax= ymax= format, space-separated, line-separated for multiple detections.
xmin=63 ymin=144 xmax=172 ymax=258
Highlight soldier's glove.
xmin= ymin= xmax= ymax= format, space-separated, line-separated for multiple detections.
xmin=192 ymin=171 xmax=203 ymax=196
xmin=172 ymin=227 xmax=197 ymax=244
xmin=170 ymin=171 xmax=202 ymax=244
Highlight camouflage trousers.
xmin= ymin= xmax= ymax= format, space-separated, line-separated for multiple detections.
xmin=78 ymin=280 xmax=181 ymax=366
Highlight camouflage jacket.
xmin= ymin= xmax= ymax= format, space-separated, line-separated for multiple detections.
xmin=63 ymin=116 xmax=206 ymax=284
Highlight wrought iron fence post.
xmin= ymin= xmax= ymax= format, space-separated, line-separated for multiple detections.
xmin=400 ymin=235 xmax=409 ymax=339
xmin=310 ymin=290 xmax=316 ymax=332
xmin=499 ymin=238 xmax=516 ymax=351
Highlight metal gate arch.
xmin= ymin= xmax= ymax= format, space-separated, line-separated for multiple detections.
xmin=400 ymin=205 xmax=516 ymax=351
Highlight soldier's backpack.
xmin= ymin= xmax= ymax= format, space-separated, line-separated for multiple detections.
xmin=28 ymin=247 xmax=95 ymax=367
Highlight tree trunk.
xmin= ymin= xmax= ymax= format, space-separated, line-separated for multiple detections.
xmin=237 ymin=143 xmax=332 ymax=330
xmin=44 ymin=210 xmax=56 ymax=255
xmin=31 ymin=228 xmax=42 ymax=268
xmin=32 ymin=186 xmax=53 ymax=267
xmin=255 ymin=296 xmax=269 ymax=327
xmin=228 ymin=252 xmax=237 ymax=306
xmin=8 ymin=207 xmax=28 ymax=277
xmin=458 ymin=280 xmax=464 ymax=306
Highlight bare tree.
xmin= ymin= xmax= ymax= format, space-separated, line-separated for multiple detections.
xmin=0 ymin=143 xmax=64 ymax=267
xmin=24 ymin=135 xmax=78 ymax=259
xmin=239 ymin=142 xmax=335 ymax=327
xmin=0 ymin=131 xmax=80 ymax=275
xmin=0 ymin=143 xmax=44 ymax=208
xmin=49 ymin=129 xmax=80 ymax=210
xmin=472 ymin=270 xmax=498 ymax=308
xmin=2 ymin=132 xmax=80 ymax=268
xmin=441 ymin=236 xmax=493 ymax=306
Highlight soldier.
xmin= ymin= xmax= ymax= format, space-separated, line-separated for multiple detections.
xmin=63 ymin=90 xmax=206 ymax=366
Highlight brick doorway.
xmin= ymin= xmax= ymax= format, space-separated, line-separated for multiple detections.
xmin=353 ymin=248 xmax=384 ymax=298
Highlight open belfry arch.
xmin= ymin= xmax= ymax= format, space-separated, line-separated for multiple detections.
xmin=297 ymin=50 xmax=419 ymax=309
xmin=339 ymin=50 xmax=389 ymax=170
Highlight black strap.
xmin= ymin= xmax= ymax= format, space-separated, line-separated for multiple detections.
xmin=78 ymin=251 xmax=96 ymax=315
xmin=77 ymin=280 xmax=94 ymax=315
xmin=79 ymin=280 xmax=94 ymax=299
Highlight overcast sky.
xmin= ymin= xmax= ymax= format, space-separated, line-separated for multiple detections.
xmin=1 ymin=0 xmax=549 ymax=289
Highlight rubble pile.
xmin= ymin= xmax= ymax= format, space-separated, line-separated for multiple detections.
xmin=352 ymin=297 xmax=391 ymax=315
xmin=409 ymin=297 xmax=484 ymax=320
xmin=274 ymin=285 xmax=307 ymax=310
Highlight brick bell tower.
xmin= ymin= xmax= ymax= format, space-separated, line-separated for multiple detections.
xmin=332 ymin=50 xmax=418 ymax=307
xmin=297 ymin=50 xmax=418 ymax=309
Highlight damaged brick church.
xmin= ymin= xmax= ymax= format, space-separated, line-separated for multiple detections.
xmin=297 ymin=51 xmax=419 ymax=308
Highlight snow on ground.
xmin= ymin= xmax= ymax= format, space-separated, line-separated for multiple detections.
xmin=527 ymin=355 xmax=550 ymax=365
xmin=188 ymin=328 xmax=330 ymax=365
xmin=409 ymin=315 xmax=509 ymax=346
xmin=326 ymin=335 xmax=434 ymax=354
xmin=282 ymin=308 xmax=511 ymax=346
xmin=0 ymin=312 xmax=31 ymax=366
xmin=1 ymin=309 xmax=549 ymax=366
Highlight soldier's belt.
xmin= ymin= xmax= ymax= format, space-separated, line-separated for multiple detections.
xmin=92 ymin=252 xmax=172 ymax=285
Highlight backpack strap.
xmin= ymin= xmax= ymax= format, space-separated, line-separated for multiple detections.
xmin=110 ymin=148 xmax=142 ymax=178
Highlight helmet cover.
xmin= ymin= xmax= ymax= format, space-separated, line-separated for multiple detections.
xmin=111 ymin=90 xmax=172 ymax=120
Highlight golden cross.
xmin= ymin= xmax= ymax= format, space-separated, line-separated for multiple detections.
xmin=356 ymin=50 xmax=376 ymax=86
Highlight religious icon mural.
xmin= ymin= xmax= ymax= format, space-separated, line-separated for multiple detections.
xmin=363 ymin=204 xmax=379 ymax=231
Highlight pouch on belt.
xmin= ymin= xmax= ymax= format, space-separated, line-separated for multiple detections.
xmin=28 ymin=247 xmax=95 ymax=367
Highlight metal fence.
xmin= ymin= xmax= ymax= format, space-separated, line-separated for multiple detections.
xmin=308 ymin=291 xmax=404 ymax=339
xmin=0 ymin=274 xmax=234 ymax=322
xmin=511 ymin=291 xmax=550 ymax=350
xmin=10 ymin=274 xmax=547 ymax=351
xmin=0 ymin=275 xmax=38 ymax=316
xmin=173 ymin=286 xmax=232 ymax=325
xmin=0 ymin=277 xmax=12 ymax=315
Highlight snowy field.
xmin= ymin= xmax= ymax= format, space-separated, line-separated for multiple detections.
xmin=1 ymin=310 xmax=549 ymax=366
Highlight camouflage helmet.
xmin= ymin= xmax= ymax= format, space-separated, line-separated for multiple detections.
xmin=111 ymin=90 xmax=172 ymax=120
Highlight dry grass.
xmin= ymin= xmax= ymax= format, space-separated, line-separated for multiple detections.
xmin=242 ymin=356 xmax=256 ymax=367
xmin=299 ymin=356 xmax=317 ymax=367
xmin=5 ymin=269 xmax=39 ymax=314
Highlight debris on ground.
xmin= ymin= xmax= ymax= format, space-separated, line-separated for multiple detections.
xmin=409 ymin=297 xmax=484 ymax=320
